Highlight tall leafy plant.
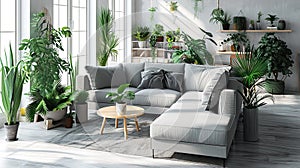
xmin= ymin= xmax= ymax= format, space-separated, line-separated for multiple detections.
xmin=255 ymin=33 xmax=293 ymax=81
xmin=0 ymin=44 xmax=25 ymax=125
xmin=19 ymin=11 xmax=72 ymax=97
xmin=97 ymin=8 xmax=119 ymax=66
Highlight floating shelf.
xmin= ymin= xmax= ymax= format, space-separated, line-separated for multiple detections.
xmin=216 ymin=51 xmax=251 ymax=55
xmin=220 ymin=30 xmax=292 ymax=33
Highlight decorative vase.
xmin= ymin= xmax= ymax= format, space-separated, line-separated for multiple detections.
xmin=263 ymin=79 xmax=285 ymax=94
xmin=138 ymin=41 xmax=147 ymax=48
xmin=4 ymin=122 xmax=19 ymax=141
xmin=75 ymin=103 xmax=88 ymax=123
xmin=277 ymin=20 xmax=286 ymax=30
xmin=243 ymin=108 xmax=258 ymax=142
xmin=222 ymin=23 xmax=230 ymax=30
xmin=116 ymin=102 xmax=127 ymax=115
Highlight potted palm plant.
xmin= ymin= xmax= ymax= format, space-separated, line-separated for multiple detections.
xmin=0 ymin=44 xmax=25 ymax=141
xmin=255 ymin=33 xmax=293 ymax=94
xmin=233 ymin=47 xmax=273 ymax=141
xmin=74 ymin=90 xmax=89 ymax=123
xmin=106 ymin=84 xmax=135 ymax=115
xmin=133 ymin=26 xmax=151 ymax=48
xmin=209 ymin=8 xmax=231 ymax=30
xmin=97 ymin=8 xmax=119 ymax=66
xmin=265 ymin=14 xmax=279 ymax=28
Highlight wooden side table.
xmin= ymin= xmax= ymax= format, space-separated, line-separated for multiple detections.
xmin=97 ymin=106 xmax=144 ymax=140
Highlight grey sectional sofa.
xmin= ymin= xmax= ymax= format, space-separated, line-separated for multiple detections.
xmin=77 ymin=62 xmax=242 ymax=159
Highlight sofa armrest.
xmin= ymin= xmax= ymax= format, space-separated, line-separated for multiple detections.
xmin=76 ymin=75 xmax=92 ymax=91
xmin=218 ymin=89 xmax=240 ymax=116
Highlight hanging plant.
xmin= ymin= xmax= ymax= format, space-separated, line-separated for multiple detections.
xmin=193 ymin=0 xmax=203 ymax=17
xmin=148 ymin=7 xmax=157 ymax=23
xmin=169 ymin=1 xmax=178 ymax=12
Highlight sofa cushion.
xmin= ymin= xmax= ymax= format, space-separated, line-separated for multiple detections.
xmin=150 ymin=110 xmax=234 ymax=146
xmin=132 ymin=89 xmax=181 ymax=107
xmin=137 ymin=69 xmax=183 ymax=92
xmin=123 ymin=63 xmax=144 ymax=87
xmin=169 ymin=91 xmax=205 ymax=112
xmin=145 ymin=63 xmax=185 ymax=73
xmin=85 ymin=64 xmax=126 ymax=89
xmin=202 ymin=69 xmax=229 ymax=113
xmin=184 ymin=64 xmax=231 ymax=92
xmin=88 ymin=87 xmax=140 ymax=103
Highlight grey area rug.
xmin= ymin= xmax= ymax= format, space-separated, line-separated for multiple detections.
xmin=48 ymin=113 xmax=161 ymax=157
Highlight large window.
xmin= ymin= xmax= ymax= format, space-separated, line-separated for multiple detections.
xmin=109 ymin=0 xmax=131 ymax=63
xmin=0 ymin=0 xmax=17 ymax=56
xmin=53 ymin=0 xmax=87 ymax=85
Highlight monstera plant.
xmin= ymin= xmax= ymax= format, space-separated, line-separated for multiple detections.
xmin=172 ymin=27 xmax=217 ymax=65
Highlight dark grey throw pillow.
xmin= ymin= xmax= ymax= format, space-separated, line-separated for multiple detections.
xmin=137 ymin=69 xmax=183 ymax=92
xmin=137 ymin=69 xmax=165 ymax=89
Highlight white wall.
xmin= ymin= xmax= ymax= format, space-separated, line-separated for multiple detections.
xmin=133 ymin=0 xmax=300 ymax=92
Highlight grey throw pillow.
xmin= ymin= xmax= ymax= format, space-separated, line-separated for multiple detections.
xmin=85 ymin=64 xmax=126 ymax=89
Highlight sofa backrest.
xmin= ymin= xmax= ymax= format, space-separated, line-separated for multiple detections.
xmin=144 ymin=63 xmax=185 ymax=73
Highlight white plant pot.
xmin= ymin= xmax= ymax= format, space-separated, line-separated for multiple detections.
xmin=138 ymin=41 xmax=147 ymax=48
xmin=42 ymin=108 xmax=67 ymax=121
xmin=75 ymin=103 xmax=88 ymax=123
xmin=116 ymin=102 xmax=127 ymax=115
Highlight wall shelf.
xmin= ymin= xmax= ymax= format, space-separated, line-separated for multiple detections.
xmin=220 ymin=30 xmax=292 ymax=33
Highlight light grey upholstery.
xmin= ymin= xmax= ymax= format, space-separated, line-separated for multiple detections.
xmin=123 ymin=63 xmax=145 ymax=87
xmin=150 ymin=110 xmax=234 ymax=146
xmin=132 ymin=89 xmax=181 ymax=107
xmin=88 ymin=87 xmax=140 ymax=103
xmin=77 ymin=63 xmax=241 ymax=159
xmin=145 ymin=62 xmax=185 ymax=73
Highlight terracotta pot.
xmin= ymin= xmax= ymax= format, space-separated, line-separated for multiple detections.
xmin=156 ymin=36 xmax=164 ymax=42
xmin=4 ymin=122 xmax=19 ymax=141
xmin=65 ymin=117 xmax=73 ymax=128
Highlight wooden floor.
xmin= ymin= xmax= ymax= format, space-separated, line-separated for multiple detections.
xmin=226 ymin=94 xmax=300 ymax=168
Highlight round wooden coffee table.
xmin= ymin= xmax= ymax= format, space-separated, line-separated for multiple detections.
xmin=97 ymin=105 xmax=144 ymax=140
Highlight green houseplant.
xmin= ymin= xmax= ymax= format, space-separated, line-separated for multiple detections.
xmin=265 ymin=14 xmax=279 ymax=27
xmin=232 ymin=47 xmax=273 ymax=141
xmin=172 ymin=28 xmax=217 ymax=65
xmin=106 ymin=84 xmax=135 ymax=115
xmin=193 ymin=0 xmax=203 ymax=18
xmin=209 ymin=8 xmax=231 ymax=30
xmin=133 ymin=26 xmax=151 ymax=48
xmin=19 ymin=10 xmax=73 ymax=122
xmin=97 ymin=8 xmax=119 ymax=66
xmin=152 ymin=24 xmax=164 ymax=42
xmin=256 ymin=11 xmax=263 ymax=30
xmin=26 ymin=82 xmax=75 ymax=122
xmin=0 ymin=44 xmax=25 ymax=141
xmin=169 ymin=1 xmax=178 ymax=12
xmin=19 ymin=11 xmax=72 ymax=98
xmin=165 ymin=28 xmax=181 ymax=49
xmin=74 ymin=90 xmax=89 ymax=123
xmin=255 ymin=33 xmax=293 ymax=94
xmin=223 ymin=32 xmax=249 ymax=52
